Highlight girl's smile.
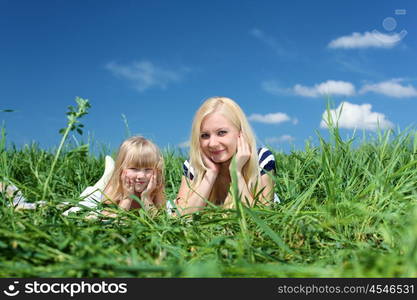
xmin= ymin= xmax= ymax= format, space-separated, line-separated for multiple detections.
xmin=124 ymin=167 xmax=153 ymax=192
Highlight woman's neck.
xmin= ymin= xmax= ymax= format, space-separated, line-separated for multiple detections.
xmin=218 ymin=159 xmax=232 ymax=178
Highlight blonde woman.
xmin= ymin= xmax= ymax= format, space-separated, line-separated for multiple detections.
xmin=175 ymin=97 xmax=277 ymax=215
xmin=63 ymin=136 xmax=165 ymax=216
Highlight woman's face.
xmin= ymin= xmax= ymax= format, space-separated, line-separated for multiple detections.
xmin=199 ymin=112 xmax=240 ymax=164
xmin=123 ymin=167 xmax=153 ymax=193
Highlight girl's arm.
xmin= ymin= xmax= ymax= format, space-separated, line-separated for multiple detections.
xmin=141 ymin=173 xmax=160 ymax=211
xmin=118 ymin=197 xmax=133 ymax=210
xmin=117 ymin=172 xmax=135 ymax=210
xmin=140 ymin=194 xmax=156 ymax=210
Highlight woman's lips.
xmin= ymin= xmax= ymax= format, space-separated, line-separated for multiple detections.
xmin=211 ymin=150 xmax=225 ymax=155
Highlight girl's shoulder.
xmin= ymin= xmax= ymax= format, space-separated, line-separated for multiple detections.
xmin=257 ymin=147 xmax=276 ymax=174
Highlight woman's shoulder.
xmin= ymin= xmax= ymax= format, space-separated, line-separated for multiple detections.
xmin=257 ymin=147 xmax=275 ymax=174
xmin=182 ymin=159 xmax=195 ymax=180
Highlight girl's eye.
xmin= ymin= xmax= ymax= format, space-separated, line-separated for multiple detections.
xmin=200 ymin=133 xmax=209 ymax=139
xmin=218 ymin=130 xmax=227 ymax=136
xmin=145 ymin=168 xmax=153 ymax=172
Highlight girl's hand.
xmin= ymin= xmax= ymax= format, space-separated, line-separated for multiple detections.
xmin=142 ymin=172 xmax=157 ymax=198
xmin=121 ymin=170 xmax=135 ymax=199
xmin=201 ymin=151 xmax=220 ymax=176
xmin=141 ymin=172 xmax=158 ymax=209
xmin=233 ymin=132 xmax=251 ymax=173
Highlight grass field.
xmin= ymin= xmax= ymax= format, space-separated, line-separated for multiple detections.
xmin=1 ymin=100 xmax=417 ymax=277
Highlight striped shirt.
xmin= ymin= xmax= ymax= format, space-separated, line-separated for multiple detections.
xmin=182 ymin=147 xmax=276 ymax=180
xmin=166 ymin=147 xmax=279 ymax=214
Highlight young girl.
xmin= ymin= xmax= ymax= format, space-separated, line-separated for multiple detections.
xmin=174 ymin=96 xmax=278 ymax=215
xmin=63 ymin=136 xmax=165 ymax=216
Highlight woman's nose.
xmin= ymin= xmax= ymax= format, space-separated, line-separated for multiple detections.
xmin=208 ymin=136 xmax=219 ymax=147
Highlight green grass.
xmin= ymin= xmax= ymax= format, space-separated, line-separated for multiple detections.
xmin=1 ymin=103 xmax=417 ymax=277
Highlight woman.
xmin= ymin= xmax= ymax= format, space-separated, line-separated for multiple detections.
xmin=175 ymin=96 xmax=277 ymax=215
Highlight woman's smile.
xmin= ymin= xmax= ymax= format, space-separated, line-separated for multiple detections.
xmin=211 ymin=149 xmax=225 ymax=155
xmin=200 ymin=112 xmax=239 ymax=164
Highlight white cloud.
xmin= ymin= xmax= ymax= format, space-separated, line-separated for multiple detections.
xmin=360 ymin=79 xmax=417 ymax=98
xmin=294 ymin=80 xmax=355 ymax=98
xmin=178 ymin=140 xmax=190 ymax=148
xmin=266 ymin=135 xmax=295 ymax=144
xmin=105 ymin=60 xmax=185 ymax=92
xmin=261 ymin=81 xmax=290 ymax=96
xmin=249 ymin=28 xmax=293 ymax=58
xmin=328 ymin=31 xmax=402 ymax=49
xmin=320 ymin=101 xmax=394 ymax=131
xmin=248 ymin=112 xmax=292 ymax=124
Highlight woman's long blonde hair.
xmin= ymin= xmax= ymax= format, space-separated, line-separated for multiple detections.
xmin=103 ymin=136 xmax=165 ymax=208
xmin=188 ymin=96 xmax=260 ymax=207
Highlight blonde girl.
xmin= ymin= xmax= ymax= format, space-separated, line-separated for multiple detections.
xmin=63 ymin=136 xmax=165 ymax=216
xmin=102 ymin=136 xmax=165 ymax=212
xmin=175 ymin=97 xmax=277 ymax=215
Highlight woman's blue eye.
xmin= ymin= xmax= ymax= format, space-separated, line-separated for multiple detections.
xmin=200 ymin=133 xmax=209 ymax=139
xmin=218 ymin=130 xmax=227 ymax=136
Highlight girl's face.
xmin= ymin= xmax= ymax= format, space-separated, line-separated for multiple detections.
xmin=123 ymin=167 xmax=153 ymax=193
xmin=199 ymin=112 xmax=239 ymax=164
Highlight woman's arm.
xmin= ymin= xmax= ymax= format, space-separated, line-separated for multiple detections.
xmin=232 ymin=133 xmax=256 ymax=206
xmin=175 ymin=171 xmax=217 ymax=215
xmin=259 ymin=171 xmax=275 ymax=205
xmin=234 ymin=172 xmax=255 ymax=207
xmin=225 ymin=171 xmax=274 ymax=208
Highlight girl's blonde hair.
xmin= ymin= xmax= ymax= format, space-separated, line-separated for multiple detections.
xmin=188 ymin=96 xmax=260 ymax=207
xmin=104 ymin=136 xmax=165 ymax=208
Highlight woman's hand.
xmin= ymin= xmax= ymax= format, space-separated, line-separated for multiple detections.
xmin=233 ymin=132 xmax=251 ymax=174
xmin=201 ymin=151 xmax=220 ymax=177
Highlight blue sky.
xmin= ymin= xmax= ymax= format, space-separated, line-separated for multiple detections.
xmin=1 ymin=0 xmax=416 ymax=154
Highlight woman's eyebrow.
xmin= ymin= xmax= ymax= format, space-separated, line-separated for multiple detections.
xmin=200 ymin=127 xmax=229 ymax=132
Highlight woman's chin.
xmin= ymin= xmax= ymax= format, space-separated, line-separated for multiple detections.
xmin=211 ymin=154 xmax=232 ymax=164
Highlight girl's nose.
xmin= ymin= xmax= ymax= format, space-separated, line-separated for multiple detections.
xmin=136 ymin=170 xmax=146 ymax=178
